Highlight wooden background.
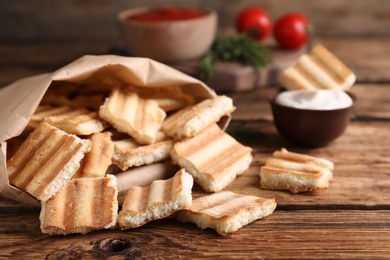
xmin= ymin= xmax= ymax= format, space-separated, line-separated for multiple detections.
xmin=0 ymin=0 xmax=389 ymax=43
xmin=1 ymin=0 xmax=390 ymax=89
xmin=0 ymin=1 xmax=390 ymax=259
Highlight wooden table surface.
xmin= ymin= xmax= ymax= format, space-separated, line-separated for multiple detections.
xmin=0 ymin=38 xmax=389 ymax=259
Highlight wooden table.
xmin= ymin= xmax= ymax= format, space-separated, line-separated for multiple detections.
xmin=1 ymin=38 xmax=389 ymax=259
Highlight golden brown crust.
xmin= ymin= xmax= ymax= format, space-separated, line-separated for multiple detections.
xmin=161 ymin=95 xmax=236 ymax=140
xmin=99 ymin=87 xmax=166 ymax=145
xmin=112 ymin=131 xmax=173 ymax=170
xmin=170 ymin=124 xmax=252 ymax=192
xmin=73 ymin=132 xmax=114 ymax=178
xmin=281 ymin=43 xmax=356 ymax=91
xmin=40 ymin=175 xmax=118 ymax=235
xmin=175 ymin=191 xmax=276 ymax=235
xmin=259 ymin=148 xmax=334 ymax=193
xmin=118 ymin=169 xmax=193 ymax=229
xmin=7 ymin=122 xmax=91 ymax=201
xmin=44 ymin=107 xmax=109 ymax=135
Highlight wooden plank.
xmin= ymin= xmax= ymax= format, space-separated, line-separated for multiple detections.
xmin=322 ymin=38 xmax=390 ymax=82
xmin=349 ymin=84 xmax=390 ymax=119
xmin=225 ymin=120 xmax=390 ymax=208
xmin=0 ymin=43 xmax=110 ymax=86
xmin=1 ymin=38 xmax=390 ymax=87
xmin=1 ymin=0 xmax=390 ymax=42
xmin=0 ymin=67 xmax=50 ymax=88
xmin=0 ymin=43 xmax=109 ymax=68
xmin=0 ymin=210 xmax=389 ymax=258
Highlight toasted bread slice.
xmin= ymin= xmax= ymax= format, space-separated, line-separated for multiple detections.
xmin=136 ymin=86 xmax=195 ymax=112
xmin=112 ymin=131 xmax=173 ymax=171
xmin=280 ymin=43 xmax=356 ymax=91
xmin=170 ymin=124 xmax=252 ymax=193
xmin=99 ymin=87 xmax=166 ymax=145
xmin=118 ymin=169 xmax=193 ymax=229
xmin=7 ymin=122 xmax=91 ymax=202
xmin=153 ymin=97 xmax=188 ymax=112
xmin=44 ymin=107 xmax=109 ymax=135
xmin=175 ymin=191 xmax=276 ymax=235
xmin=260 ymin=148 xmax=334 ymax=193
xmin=73 ymin=132 xmax=114 ymax=178
xmin=161 ymin=95 xmax=236 ymax=140
xmin=40 ymin=175 xmax=118 ymax=235
xmin=27 ymin=105 xmax=75 ymax=131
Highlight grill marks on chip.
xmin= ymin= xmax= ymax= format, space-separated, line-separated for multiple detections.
xmin=260 ymin=148 xmax=334 ymax=193
xmin=281 ymin=43 xmax=356 ymax=91
xmin=73 ymin=132 xmax=114 ymax=178
xmin=7 ymin=123 xmax=91 ymax=202
xmin=99 ymin=87 xmax=166 ymax=145
xmin=40 ymin=175 xmax=118 ymax=235
xmin=7 ymin=84 xmax=265 ymax=236
xmin=112 ymin=131 xmax=173 ymax=171
xmin=175 ymin=191 xmax=276 ymax=235
xmin=171 ymin=124 xmax=252 ymax=192
xmin=45 ymin=108 xmax=110 ymax=135
xmin=162 ymin=95 xmax=236 ymax=140
xmin=118 ymin=169 xmax=193 ymax=229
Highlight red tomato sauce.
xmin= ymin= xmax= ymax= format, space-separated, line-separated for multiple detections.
xmin=127 ymin=7 xmax=207 ymax=22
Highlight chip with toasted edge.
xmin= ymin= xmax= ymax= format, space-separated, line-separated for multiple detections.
xmin=40 ymin=174 xmax=118 ymax=235
xmin=7 ymin=122 xmax=91 ymax=202
xmin=280 ymin=43 xmax=356 ymax=91
xmin=135 ymin=87 xmax=195 ymax=112
xmin=118 ymin=169 xmax=193 ymax=230
xmin=112 ymin=131 xmax=173 ymax=170
xmin=170 ymin=124 xmax=252 ymax=193
xmin=73 ymin=132 xmax=114 ymax=178
xmin=44 ymin=107 xmax=109 ymax=135
xmin=99 ymin=87 xmax=166 ymax=145
xmin=259 ymin=148 xmax=334 ymax=193
xmin=152 ymin=97 xmax=188 ymax=112
xmin=175 ymin=191 xmax=277 ymax=235
xmin=26 ymin=105 xmax=75 ymax=132
xmin=161 ymin=95 xmax=236 ymax=140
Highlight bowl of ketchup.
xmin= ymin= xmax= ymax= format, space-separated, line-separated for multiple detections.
xmin=118 ymin=7 xmax=217 ymax=62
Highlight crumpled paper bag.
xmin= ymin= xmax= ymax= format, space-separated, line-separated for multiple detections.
xmin=0 ymin=55 xmax=230 ymax=205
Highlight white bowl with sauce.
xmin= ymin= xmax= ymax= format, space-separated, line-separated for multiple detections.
xmin=118 ymin=7 xmax=217 ymax=62
xmin=268 ymin=88 xmax=356 ymax=147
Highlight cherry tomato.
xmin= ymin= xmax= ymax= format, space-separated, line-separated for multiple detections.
xmin=236 ymin=7 xmax=272 ymax=41
xmin=273 ymin=12 xmax=310 ymax=49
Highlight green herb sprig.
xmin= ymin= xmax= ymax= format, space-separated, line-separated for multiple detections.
xmin=200 ymin=34 xmax=272 ymax=79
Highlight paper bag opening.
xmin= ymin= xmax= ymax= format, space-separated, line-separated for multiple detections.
xmin=0 ymin=55 xmax=231 ymax=205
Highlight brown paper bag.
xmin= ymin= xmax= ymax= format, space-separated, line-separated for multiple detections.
xmin=0 ymin=55 xmax=230 ymax=205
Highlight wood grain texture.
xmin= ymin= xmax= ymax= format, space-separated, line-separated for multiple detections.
xmin=0 ymin=39 xmax=388 ymax=90
xmin=0 ymin=210 xmax=389 ymax=259
xmin=0 ymin=39 xmax=389 ymax=258
xmin=1 ymin=38 xmax=389 ymax=87
xmin=322 ymin=38 xmax=390 ymax=83
xmin=0 ymin=0 xmax=389 ymax=41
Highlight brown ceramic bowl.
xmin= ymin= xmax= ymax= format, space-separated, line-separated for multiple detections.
xmin=268 ymin=88 xmax=356 ymax=147
xmin=117 ymin=7 xmax=217 ymax=62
